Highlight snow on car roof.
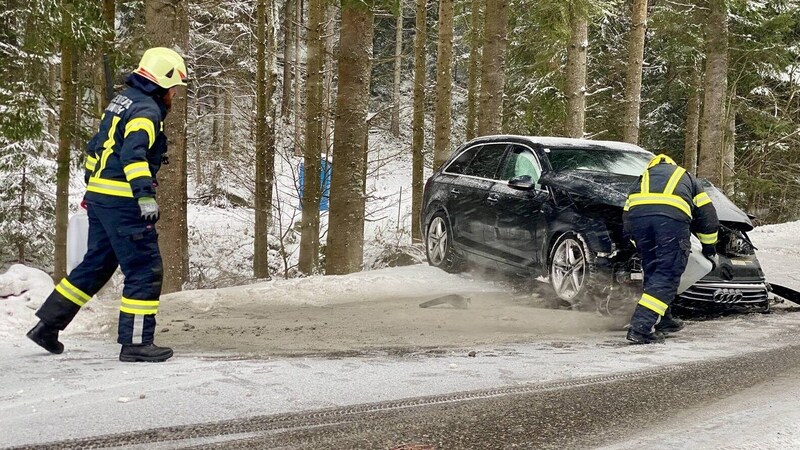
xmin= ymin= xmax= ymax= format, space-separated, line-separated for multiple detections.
xmin=465 ymin=135 xmax=652 ymax=154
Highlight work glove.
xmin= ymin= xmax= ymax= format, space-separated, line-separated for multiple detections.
xmin=138 ymin=197 xmax=159 ymax=221
xmin=702 ymin=243 xmax=718 ymax=270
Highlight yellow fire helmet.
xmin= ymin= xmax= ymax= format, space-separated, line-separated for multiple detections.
xmin=133 ymin=47 xmax=188 ymax=89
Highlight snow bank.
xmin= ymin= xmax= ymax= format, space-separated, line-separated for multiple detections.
xmin=0 ymin=265 xmax=53 ymax=337
xmin=750 ymin=220 xmax=800 ymax=287
xmin=0 ymin=265 xmax=117 ymax=339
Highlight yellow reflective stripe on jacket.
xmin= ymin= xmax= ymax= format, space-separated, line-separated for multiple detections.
xmin=86 ymin=177 xmax=134 ymax=198
xmin=120 ymin=297 xmax=160 ymax=315
xmin=640 ymin=170 xmax=650 ymax=194
xmin=697 ymin=231 xmax=719 ymax=245
xmin=639 ymin=293 xmax=668 ymax=316
xmin=663 ymin=167 xmax=686 ymax=195
xmin=55 ymin=278 xmax=91 ymax=307
xmin=85 ymin=155 xmax=98 ymax=172
xmin=693 ymin=192 xmax=712 ymax=207
xmin=124 ymin=117 xmax=156 ymax=148
xmin=123 ymin=161 xmax=152 ymax=181
xmin=95 ymin=116 xmax=122 ymax=179
xmin=626 ymin=193 xmax=692 ymax=218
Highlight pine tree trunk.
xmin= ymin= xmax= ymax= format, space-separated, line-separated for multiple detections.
xmin=325 ymin=2 xmax=374 ymax=275
xmin=622 ymin=0 xmax=647 ymax=144
xmin=697 ymin=0 xmax=728 ymax=187
xmin=54 ymin=0 xmax=76 ymax=281
xmin=411 ymin=0 xmax=426 ymax=243
xmin=465 ymin=0 xmax=482 ymax=141
xmin=281 ymin=0 xmax=293 ymax=117
xmin=683 ymin=66 xmax=701 ymax=175
xmin=102 ymin=0 xmax=115 ymax=103
xmin=565 ymin=5 xmax=588 ymax=139
xmin=432 ymin=0 xmax=454 ymax=170
xmin=254 ymin=0 xmax=276 ymax=279
xmin=293 ymin=0 xmax=304 ymax=156
xmin=298 ymin=0 xmax=326 ymax=274
xmin=323 ymin=4 xmax=337 ymax=154
xmin=390 ymin=0 xmax=403 ymax=137
xmin=145 ymin=0 xmax=189 ymax=293
xmin=476 ymin=0 xmax=508 ymax=136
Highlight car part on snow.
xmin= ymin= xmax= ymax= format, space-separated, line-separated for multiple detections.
xmin=769 ymin=283 xmax=800 ymax=306
xmin=419 ymin=294 xmax=471 ymax=309
xmin=678 ymin=235 xmax=714 ymax=294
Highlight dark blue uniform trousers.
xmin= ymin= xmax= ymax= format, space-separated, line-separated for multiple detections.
xmin=628 ymin=215 xmax=691 ymax=334
xmin=36 ymin=203 xmax=163 ymax=345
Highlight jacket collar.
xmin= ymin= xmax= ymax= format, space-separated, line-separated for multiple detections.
xmin=125 ymin=74 xmax=169 ymax=119
xmin=648 ymin=154 xmax=677 ymax=168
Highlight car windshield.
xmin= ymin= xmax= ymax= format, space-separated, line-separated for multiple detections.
xmin=546 ymin=147 xmax=652 ymax=176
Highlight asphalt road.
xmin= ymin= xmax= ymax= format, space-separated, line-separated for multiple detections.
xmin=14 ymin=342 xmax=800 ymax=450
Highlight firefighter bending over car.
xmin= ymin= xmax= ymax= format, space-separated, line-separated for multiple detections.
xmin=27 ymin=48 xmax=188 ymax=362
xmin=623 ymin=154 xmax=720 ymax=344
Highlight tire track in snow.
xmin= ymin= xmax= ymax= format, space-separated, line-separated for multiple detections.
xmin=13 ymin=343 xmax=800 ymax=449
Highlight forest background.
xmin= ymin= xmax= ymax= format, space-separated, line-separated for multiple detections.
xmin=1 ymin=0 xmax=798 ymax=292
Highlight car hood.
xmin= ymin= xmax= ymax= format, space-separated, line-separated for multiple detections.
xmin=540 ymin=170 xmax=754 ymax=231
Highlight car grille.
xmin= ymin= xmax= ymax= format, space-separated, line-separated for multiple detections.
xmin=678 ymin=281 xmax=768 ymax=305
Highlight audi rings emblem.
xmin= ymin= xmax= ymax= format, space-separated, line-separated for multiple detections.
xmin=713 ymin=288 xmax=744 ymax=303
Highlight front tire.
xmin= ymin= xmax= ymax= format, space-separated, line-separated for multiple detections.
xmin=425 ymin=210 xmax=464 ymax=273
xmin=548 ymin=232 xmax=599 ymax=309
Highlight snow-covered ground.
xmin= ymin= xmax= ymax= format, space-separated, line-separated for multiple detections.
xmin=1 ymin=221 xmax=800 ymax=447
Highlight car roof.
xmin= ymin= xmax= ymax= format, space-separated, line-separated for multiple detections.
xmin=463 ymin=135 xmax=652 ymax=154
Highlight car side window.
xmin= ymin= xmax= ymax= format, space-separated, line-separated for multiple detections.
xmin=500 ymin=146 xmax=541 ymax=184
xmin=444 ymin=145 xmax=481 ymax=175
xmin=463 ymin=144 xmax=507 ymax=179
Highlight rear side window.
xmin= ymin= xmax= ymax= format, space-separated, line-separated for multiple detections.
xmin=445 ymin=145 xmax=481 ymax=174
xmin=463 ymin=144 xmax=508 ymax=179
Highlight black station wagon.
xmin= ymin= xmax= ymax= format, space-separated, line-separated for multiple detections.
xmin=421 ymin=135 xmax=769 ymax=314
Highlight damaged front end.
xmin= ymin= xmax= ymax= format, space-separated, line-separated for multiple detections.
xmin=541 ymin=171 xmax=771 ymax=315
xmin=674 ymin=183 xmax=769 ymax=313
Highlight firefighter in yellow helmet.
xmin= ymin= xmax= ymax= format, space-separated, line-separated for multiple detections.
xmin=28 ymin=48 xmax=188 ymax=362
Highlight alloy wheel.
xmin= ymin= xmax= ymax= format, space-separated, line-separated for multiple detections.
xmin=550 ymin=237 xmax=586 ymax=302
xmin=427 ymin=217 xmax=448 ymax=266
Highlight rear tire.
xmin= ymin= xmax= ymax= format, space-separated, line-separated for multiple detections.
xmin=425 ymin=210 xmax=464 ymax=273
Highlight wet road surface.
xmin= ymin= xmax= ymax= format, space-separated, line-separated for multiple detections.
xmin=13 ymin=344 xmax=800 ymax=450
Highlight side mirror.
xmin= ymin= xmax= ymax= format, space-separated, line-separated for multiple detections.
xmin=508 ymin=175 xmax=535 ymax=190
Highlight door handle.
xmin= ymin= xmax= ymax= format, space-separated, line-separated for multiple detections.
xmin=486 ymin=194 xmax=499 ymax=204
xmin=450 ymin=188 xmax=461 ymax=195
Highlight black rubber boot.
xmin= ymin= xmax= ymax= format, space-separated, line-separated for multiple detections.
xmin=626 ymin=328 xmax=665 ymax=344
xmin=655 ymin=316 xmax=685 ymax=334
xmin=119 ymin=343 xmax=174 ymax=362
xmin=26 ymin=321 xmax=64 ymax=354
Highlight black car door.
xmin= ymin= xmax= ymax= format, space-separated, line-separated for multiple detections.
xmin=484 ymin=144 xmax=549 ymax=267
xmin=449 ymin=143 xmax=508 ymax=252
xmin=438 ymin=144 xmax=482 ymax=246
